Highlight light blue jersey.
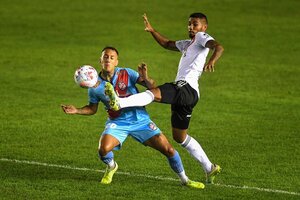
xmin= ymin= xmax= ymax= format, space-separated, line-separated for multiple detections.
xmin=88 ymin=67 xmax=161 ymax=149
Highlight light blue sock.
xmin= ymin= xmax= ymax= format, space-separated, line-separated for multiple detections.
xmin=167 ymin=151 xmax=184 ymax=173
xmin=99 ymin=151 xmax=114 ymax=168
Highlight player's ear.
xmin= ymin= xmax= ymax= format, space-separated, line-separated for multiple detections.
xmin=99 ymin=55 xmax=103 ymax=64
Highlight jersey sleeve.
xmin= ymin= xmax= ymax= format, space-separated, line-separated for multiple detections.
xmin=88 ymin=88 xmax=98 ymax=104
xmin=195 ymin=32 xmax=214 ymax=47
xmin=175 ymin=39 xmax=191 ymax=52
xmin=125 ymin=68 xmax=139 ymax=83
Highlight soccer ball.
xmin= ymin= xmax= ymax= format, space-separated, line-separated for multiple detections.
xmin=74 ymin=65 xmax=98 ymax=88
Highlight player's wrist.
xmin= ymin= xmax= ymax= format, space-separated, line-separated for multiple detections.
xmin=76 ymin=108 xmax=82 ymax=114
xmin=149 ymin=28 xmax=155 ymax=33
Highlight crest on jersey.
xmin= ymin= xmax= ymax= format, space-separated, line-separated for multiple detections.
xmin=115 ymin=69 xmax=129 ymax=96
xmin=118 ymin=81 xmax=127 ymax=91
xmin=149 ymin=122 xmax=157 ymax=130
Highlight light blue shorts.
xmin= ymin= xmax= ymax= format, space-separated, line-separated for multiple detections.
xmin=102 ymin=118 xmax=161 ymax=150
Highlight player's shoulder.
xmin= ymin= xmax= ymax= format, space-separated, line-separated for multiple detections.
xmin=115 ymin=67 xmax=139 ymax=82
xmin=116 ymin=67 xmax=136 ymax=73
xmin=176 ymin=38 xmax=191 ymax=44
xmin=195 ymin=32 xmax=213 ymax=39
xmin=119 ymin=67 xmax=139 ymax=78
xmin=89 ymin=79 xmax=105 ymax=91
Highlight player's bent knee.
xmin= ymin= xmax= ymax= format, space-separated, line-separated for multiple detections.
xmin=166 ymin=146 xmax=175 ymax=157
xmin=147 ymin=135 xmax=175 ymax=157
xmin=161 ymin=144 xmax=175 ymax=157
xmin=98 ymin=145 xmax=111 ymax=157
xmin=173 ymin=135 xmax=183 ymax=143
xmin=150 ymin=88 xmax=162 ymax=102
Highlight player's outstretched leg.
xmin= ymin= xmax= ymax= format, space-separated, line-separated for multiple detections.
xmin=101 ymin=162 xmax=119 ymax=184
xmin=206 ymin=164 xmax=221 ymax=184
xmin=104 ymin=82 xmax=120 ymax=111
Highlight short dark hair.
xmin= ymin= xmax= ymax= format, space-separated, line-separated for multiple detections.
xmin=101 ymin=46 xmax=119 ymax=55
xmin=189 ymin=13 xmax=208 ymax=24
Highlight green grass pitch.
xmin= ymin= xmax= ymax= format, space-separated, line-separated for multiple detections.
xmin=0 ymin=0 xmax=299 ymax=199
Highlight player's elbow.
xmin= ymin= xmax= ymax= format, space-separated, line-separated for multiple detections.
xmin=161 ymin=145 xmax=175 ymax=157
xmin=217 ymin=44 xmax=224 ymax=53
xmin=99 ymin=145 xmax=111 ymax=156
xmin=162 ymin=40 xmax=176 ymax=51
xmin=90 ymin=109 xmax=97 ymax=115
xmin=87 ymin=104 xmax=98 ymax=115
xmin=162 ymin=42 xmax=170 ymax=49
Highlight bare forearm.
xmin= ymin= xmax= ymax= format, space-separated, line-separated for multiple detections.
xmin=150 ymin=30 xmax=178 ymax=51
xmin=76 ymin=105 xmax=96 ymax=115
xmin=144 ymin=78 xmax=156 ymax=89
xmin=138 ymin=77 xmax=156 ymax=89
xmin=151 ymin=31 xmax=169 ymax=48
xmin=203 ymin=40 xmax=224 ymax=72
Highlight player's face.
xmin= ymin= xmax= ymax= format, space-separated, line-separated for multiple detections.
xmin=188 ymin=17 xmax=207 ymax=38
xmin=100 ymin=49 xmax=119 ymax=73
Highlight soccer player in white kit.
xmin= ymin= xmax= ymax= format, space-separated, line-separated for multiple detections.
xmin=106 ymin=13 xmax=224 ymax=183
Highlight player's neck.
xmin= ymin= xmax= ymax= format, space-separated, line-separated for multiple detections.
xmin=100 ymin=70 xmax=114 ymax=82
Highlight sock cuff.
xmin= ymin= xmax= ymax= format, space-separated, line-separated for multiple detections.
xmin=100 ymin=151 xmax=114 ymax=165
xmin=145 ymin=90 xmax=155 ymax=101
xmin=167 ymin=150 xmax=184 ymax=174
xmin=181 ymin=135 xmax=191 ymax=147
xmin=100 ymin=151 xmax=114 ymax=159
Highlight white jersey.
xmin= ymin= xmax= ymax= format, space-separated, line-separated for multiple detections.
xmin=175 ymin=32 xmax=214 ymax=97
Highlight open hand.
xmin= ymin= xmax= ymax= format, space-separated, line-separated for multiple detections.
xmin=138 ymin=62 xmax=148 ymax=80
xmin=203 ymin=61 xmax=215 ymax=72
xmin=143 ymin=13 xmax=154 ymax=32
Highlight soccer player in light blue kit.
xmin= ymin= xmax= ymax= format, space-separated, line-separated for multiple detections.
xmin=61 ymin=46 xmax=204 ymax=188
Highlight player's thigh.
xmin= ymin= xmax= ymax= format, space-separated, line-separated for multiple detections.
xmin=157 ymin=82 xmax=177 ymax=104
xmin=176 ymin=83 xmax=199 ymax=106
xmin=99 ymin=134 xmax=120 ymax=154
xmin=100 ymin=121 xmax=129 ymax=151
xmin=129 ymin=120 xmax=161 ymax=144
xmin=144 ymin=133 xmax=175 ymax=157
xmin=171 ymin=104 xmax=193 ymax=129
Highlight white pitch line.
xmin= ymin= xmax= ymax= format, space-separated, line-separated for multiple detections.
xmin=1 ymin=158 xmax=299 ymax=196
